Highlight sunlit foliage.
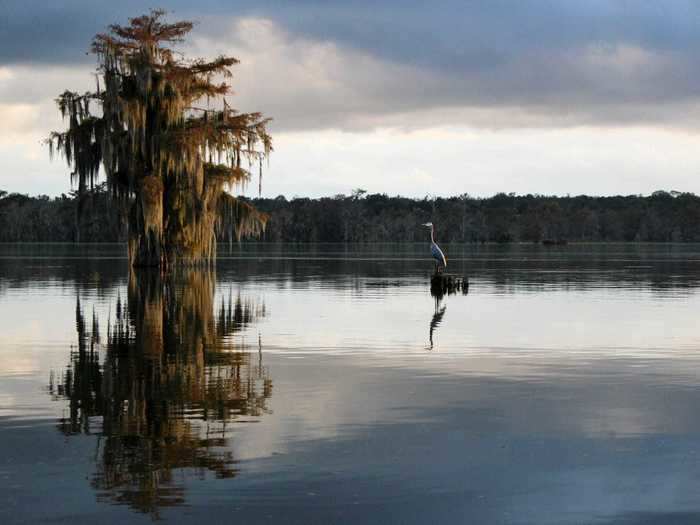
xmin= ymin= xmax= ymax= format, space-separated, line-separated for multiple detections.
xmin=48 ymin=10 xmax=272 ymax=267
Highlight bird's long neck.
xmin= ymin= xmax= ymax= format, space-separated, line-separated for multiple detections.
xmin=430 ymin=225 xmax=435 ymax=243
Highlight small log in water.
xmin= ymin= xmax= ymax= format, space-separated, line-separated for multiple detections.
xmin=430 ymin=273 xmax=469 ymax=297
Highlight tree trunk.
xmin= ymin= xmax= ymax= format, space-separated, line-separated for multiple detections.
xmin=128 ymin=176 xmax=221 ymax=269
xmin=160 ymin=179 xmax=218 ymax=268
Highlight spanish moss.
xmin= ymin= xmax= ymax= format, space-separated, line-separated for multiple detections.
xmin=47 ymin=10 xmax=272 ymax=268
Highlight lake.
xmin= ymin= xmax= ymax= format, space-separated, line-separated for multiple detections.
xmin=2 ymin=243 xmax=700 ymax=524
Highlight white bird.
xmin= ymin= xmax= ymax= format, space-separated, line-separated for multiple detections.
xmin=423 ymin=222 xmax=447 ymax=272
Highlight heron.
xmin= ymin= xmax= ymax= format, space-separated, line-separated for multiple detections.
xmin=422 ymin=222 xmax=447 ymax=273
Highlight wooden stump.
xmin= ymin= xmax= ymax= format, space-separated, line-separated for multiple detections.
xmin=430 ymin=273 xmax=468 ymax=298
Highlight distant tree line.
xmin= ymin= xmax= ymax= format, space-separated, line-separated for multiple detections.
xmin=3 ymin=187 xmax=700 ymax=243
xmin=0 ymin=186 xmax=123 ymax=242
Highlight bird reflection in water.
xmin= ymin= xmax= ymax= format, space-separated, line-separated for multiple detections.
xmin=427 ymin=272 xmax=468 ymax=350
xmin=428 ymin=297 xmax=447 ymax=350
xmin=48 ymin=269 xmax=272 ymax=517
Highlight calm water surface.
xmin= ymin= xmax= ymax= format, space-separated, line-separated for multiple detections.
xmin=2 ymin=243 xmax=700 ymax=524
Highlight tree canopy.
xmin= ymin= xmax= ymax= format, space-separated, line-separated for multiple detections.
xmin=48 ymin=10 xmax=272 ymax=267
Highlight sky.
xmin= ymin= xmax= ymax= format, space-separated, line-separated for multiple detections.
xmin=2 ymin=0 xmax=700 ymax=198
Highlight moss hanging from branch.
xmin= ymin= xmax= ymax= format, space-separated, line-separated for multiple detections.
xmin=217 ymin=194 xmax=269 ymax=242
xmin=47 ymin=9 xmax=272 ymax=267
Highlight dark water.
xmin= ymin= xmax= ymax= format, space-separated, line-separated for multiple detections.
xmin=2 ymin=243 xmax=700 ymax=524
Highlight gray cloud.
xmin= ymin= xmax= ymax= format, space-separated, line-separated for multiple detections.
xmin=189 ymin=16 xmax=700 ymax=132
xmin=3 ymin=1 xmax=700 ymax=132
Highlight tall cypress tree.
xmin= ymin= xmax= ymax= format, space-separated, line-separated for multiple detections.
xmin=49 ymin=10 xmax=272 ymax=267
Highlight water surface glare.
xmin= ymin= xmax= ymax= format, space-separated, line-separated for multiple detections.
xmin=2 ymin=243 xmax=700 ymax=524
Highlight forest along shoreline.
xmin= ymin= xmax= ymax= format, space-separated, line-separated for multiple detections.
xmin=2 ymin=189 xmax=699 ymax=244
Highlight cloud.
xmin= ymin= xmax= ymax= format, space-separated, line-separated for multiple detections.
xmin=3 ymin=2 xmax=700 ymax=197
xmin=0 ymin=104 xmax=41 ymax=142
xmin=185 ymin=15 xmax=700 ymax=132
xmin=3 ymin=2 xmax=700 ymax=131
xmin=188 ymin=18 xmax=442 ymax=131
xmin=0 ymin=64 xmax=96 ymax=148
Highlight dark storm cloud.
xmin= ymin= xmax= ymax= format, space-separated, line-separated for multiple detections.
xmin=3 ymin=0 xmax=700 ymax=129
xmin=5 ymin=1 xmax=700 ymax=67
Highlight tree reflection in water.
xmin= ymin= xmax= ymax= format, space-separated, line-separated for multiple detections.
xmin=48 ymin=269 xmax=272 ymax=517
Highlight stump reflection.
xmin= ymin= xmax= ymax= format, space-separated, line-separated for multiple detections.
xmin=49 ymin=269 xmax=272 ymax=517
